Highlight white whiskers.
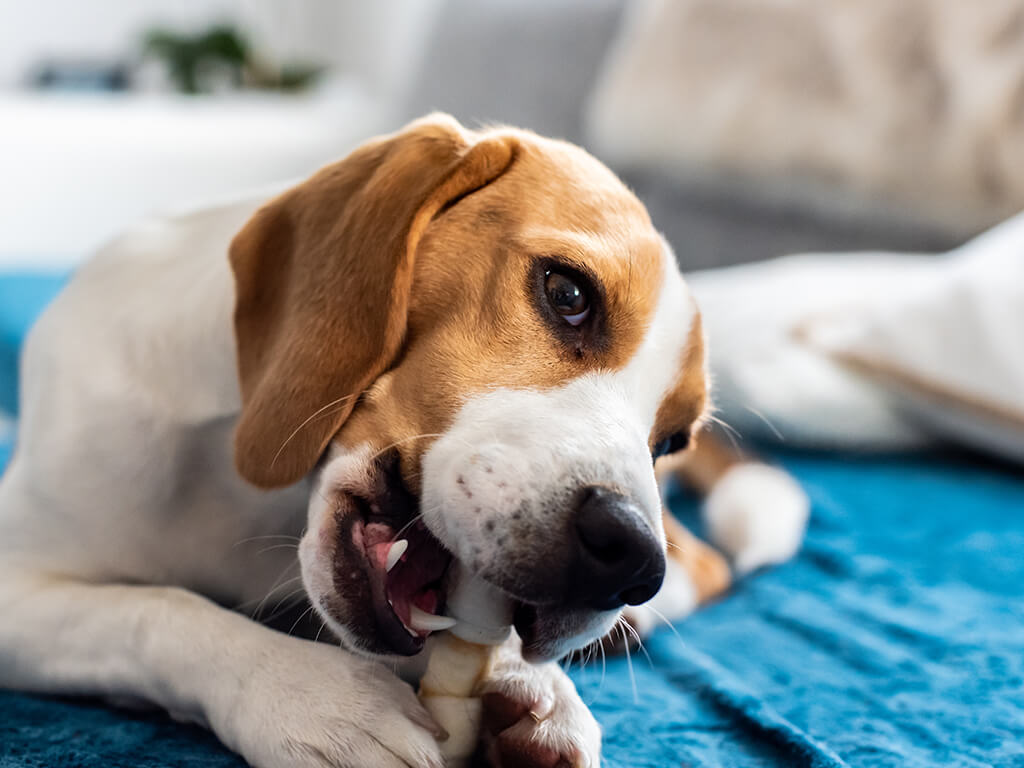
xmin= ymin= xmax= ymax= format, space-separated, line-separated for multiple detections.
xmin=270 ymin=394 xmax=356 ymax=468
xmin=619 ymin=621 xmax=638 ymax=704
xmin=744 ymin=405 xmax=784 ymax=441
xmin=706 ymin=412 xmax=743 ymax=453
xmin=645 ymin=604 xmax=688 ymax=652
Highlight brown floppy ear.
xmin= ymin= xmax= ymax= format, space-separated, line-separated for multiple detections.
xmin=229 ymin=114 xmax=518 ymax=488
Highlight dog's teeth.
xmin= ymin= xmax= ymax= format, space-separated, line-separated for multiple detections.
xmin=385 ymin=539 xmax=408 ymax=572
xmin=407 ymin=605 xmax=458 ymax=632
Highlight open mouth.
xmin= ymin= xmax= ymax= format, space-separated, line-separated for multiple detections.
xmin=323 ymin=453 xmax=456 ymax=655
xmin=352 ymin=510 xmax=546 ymax=658
xmin=357 ymin=512 xmax=454 ymax=655
xmin=329 ymin=453 xmax=544 ymax=657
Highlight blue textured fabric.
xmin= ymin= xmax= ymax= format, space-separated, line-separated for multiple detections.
xmin=1 ymin=272 xmax=1022 ymax=767
xmin=0 ymin=272 xmax=68 ymax=418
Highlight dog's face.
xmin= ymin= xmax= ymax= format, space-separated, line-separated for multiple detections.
xmin=229 ymin=115 xmax=707 ymax=661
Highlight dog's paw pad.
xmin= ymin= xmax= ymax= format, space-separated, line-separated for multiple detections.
xmin=487 ymin=718 xmax=577 ymax=768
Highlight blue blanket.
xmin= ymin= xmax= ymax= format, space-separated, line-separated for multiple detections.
xmin=1 ymin=274 xmax=1021 ymax=767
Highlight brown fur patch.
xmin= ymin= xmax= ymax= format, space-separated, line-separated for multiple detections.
xmin=231 ymin=116 xmax=526 ymax=487
xmin=663 ymin=512 xmax=732 ymax=602
xmin=651 ymin=313 xmax=709 ymax=449
xmin=339 ymin=134 xmax=667 ymax=492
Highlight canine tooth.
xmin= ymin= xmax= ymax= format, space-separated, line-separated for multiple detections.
xmin=385 ymin=539 xmax=408 ymax=572
xmin=407 ymin=605 xmax=458 ymax=632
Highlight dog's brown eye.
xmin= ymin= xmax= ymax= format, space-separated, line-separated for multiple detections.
xmin=545 ymin=270 xmax=590 ymax=326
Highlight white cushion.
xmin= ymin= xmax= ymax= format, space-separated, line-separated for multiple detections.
xmin=691 ymin=211 xmax=1024 ymax=464
xmin=688 ymin=254 xmax=934 ymax=450
xmin=804 ymin=213 xmax=1024 ymax=463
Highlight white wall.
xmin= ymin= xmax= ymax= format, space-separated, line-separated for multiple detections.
xmin=0 ymin=0 xmax=441 ymax=97
xmin=0 ymin=0 xmax=443 ymax=262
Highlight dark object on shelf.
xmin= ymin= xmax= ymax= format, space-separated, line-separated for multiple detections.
xmin=28 ymin=61 xmax=132 ymax=92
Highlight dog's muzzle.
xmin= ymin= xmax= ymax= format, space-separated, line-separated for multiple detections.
xmin=320 ymin=454 xmax=664 ymax=659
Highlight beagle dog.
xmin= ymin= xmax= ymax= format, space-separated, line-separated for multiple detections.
xmin=0 ymin=114 xmax=807 ymax=768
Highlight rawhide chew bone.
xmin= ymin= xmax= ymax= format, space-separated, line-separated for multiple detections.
xmin=419 ymin=563 xmax=513 ymax=766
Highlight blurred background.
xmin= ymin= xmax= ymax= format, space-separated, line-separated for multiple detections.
xmin=1 ymin=0 xmax=1022 ymax=459
xmin=8 ymin=0 xmax=1024 ymax=266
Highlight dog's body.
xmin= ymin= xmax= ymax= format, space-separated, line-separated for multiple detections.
xmin=0 ymin=116 xmax=807 ymax=768
xmin=2 ymin=193 xmax=301 ymax=596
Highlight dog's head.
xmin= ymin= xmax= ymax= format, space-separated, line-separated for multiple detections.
xmin=229 ymin=115 xmax=707 ymax=661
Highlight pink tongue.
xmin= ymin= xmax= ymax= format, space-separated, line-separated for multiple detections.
xmin=389 ymin=588 xmax=438 ymax=635
xmin=370 ymin=541 xmax=393 ymax=571
xmin=413 ymin=589 xmax=438 ymax=615
xmin=366 ymin=523 xmax=397 ymax=570
xmin=364 ymin=520 xmax=450 ymax=633
xmin=365 ymin=534 xmax=433 ymax=624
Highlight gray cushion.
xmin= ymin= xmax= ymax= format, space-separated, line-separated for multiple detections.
xmin=401 ymin=0 xmax=624 ymax=146
xmin=626 ymin=172 xmax=959 ymax=271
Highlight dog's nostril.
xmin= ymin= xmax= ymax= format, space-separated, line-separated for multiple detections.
xmin=572 ymin=486 xmax=665 ymax=611
xmin=619 ymin=581 xmax=659 ymax=606
xmin=576 ymin=510 xmax=628 ymax=564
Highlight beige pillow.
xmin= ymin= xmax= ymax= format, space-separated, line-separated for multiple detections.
xmin=587 ymin=0 xmax=1024 ymax=234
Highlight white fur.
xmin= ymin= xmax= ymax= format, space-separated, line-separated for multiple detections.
xmin=299 ymin=444 xmax=379 ymax=651
xmin=704 ymin=462 xmax=810 ymax=575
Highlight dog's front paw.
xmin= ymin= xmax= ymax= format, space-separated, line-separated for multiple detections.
xmin=478 ymin=654 xmax=601 ymax=768
xmin=213 ymin=637 xmax=443 ymax=768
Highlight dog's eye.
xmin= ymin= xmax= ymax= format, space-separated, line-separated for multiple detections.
xmin=652 ymin=432 xmax=690 ymax=461
xmin=544 ymin=270 xmax=590 ymax=326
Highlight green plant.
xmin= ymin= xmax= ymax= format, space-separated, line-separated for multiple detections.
xmin=143 ymin=24 xmax=321 ymax=94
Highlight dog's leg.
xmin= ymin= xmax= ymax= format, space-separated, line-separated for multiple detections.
xmin=674 ymin=432 xmax=809 ymax=575
xmin=0 ymin=569 xmax=443 ymax=768
xmin=624 ymin=433 xmax=809 ymax=637
xmin=477 ymin=632 xmax=601 ymax=768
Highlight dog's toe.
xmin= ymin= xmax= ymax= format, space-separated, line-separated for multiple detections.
xmin=478 ymin=660 xmax=600 ymax=768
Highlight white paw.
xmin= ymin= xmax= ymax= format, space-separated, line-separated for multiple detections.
xmin=622 ymin=557 xmax=697 ymax=638
xmin=704 ymin=462 xmax=809 ymax=575
xmin=479 ymin=651 xmax=602 ymax=768
xmin=212 ymin=636 xmax=443 ymax=768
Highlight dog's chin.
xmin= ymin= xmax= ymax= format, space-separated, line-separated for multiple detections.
xmin=513 ymin=603 xmax=622 ymax=662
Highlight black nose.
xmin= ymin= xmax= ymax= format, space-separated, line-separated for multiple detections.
xmin=570 ymin=486 xmax=665 ymax=611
